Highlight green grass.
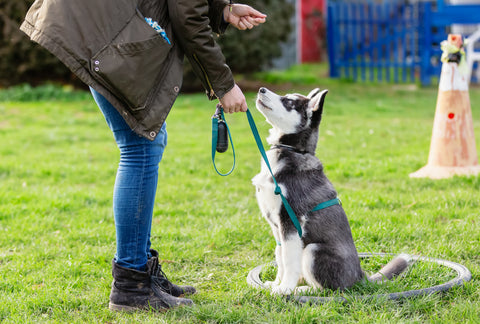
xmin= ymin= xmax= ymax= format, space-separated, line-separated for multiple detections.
xmin=0 ymin=65 xmax=479 ymax=322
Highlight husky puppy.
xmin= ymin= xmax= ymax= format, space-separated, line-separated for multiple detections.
xmin=252 ymin=87 xmax=408 ymax=295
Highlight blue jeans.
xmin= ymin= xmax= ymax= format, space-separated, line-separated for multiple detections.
xmin=90 ymin=88 xmax=167 ymax=271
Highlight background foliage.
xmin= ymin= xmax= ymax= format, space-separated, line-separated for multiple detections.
xmin=0 ymin=0 xmax=77 ymax=87
xmin=0 ymin=0 xmax=293 ymax=89
xmin=217 ymin=0 xmax=293 ymax=73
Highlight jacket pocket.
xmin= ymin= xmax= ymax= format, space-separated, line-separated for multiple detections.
xmin=91 ymin=9 xmax=172 ymax=110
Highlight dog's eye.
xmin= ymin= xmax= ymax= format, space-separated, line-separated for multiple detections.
xmin=281 ymin=98 xmax=295 ymax=111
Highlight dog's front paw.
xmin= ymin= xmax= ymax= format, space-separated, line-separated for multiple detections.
xmin=271 ymin=284 xmax=294 ymax=295
xmin=264 ymin=280 xmax=279 ymax=289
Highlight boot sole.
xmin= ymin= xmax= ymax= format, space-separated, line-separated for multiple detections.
xmin=108 ymin=302 xmax=168 ymax=312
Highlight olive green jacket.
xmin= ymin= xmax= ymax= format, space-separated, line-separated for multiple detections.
xmin=20 ymin=0 xmax=234 ymax=140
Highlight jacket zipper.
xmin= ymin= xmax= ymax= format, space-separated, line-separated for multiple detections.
xmin=193 ymin=53 xmax=215 ymax=99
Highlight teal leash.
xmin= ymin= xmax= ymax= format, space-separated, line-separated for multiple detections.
xmin=212 ymin=108 xmax=341 ymax=238
xmin=245 ymin=109 xmax=303 ymax=238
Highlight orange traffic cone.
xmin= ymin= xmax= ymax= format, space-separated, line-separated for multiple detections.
xmin=410 ymin=34 xmax=480 ymax=179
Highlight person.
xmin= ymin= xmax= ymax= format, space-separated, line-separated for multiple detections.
xmin=20 ymin=0 xmax=266 ymax=312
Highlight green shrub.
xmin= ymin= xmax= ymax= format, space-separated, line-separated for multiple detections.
xmin=183 ymin=0 xmax=294 ymax=91
xmin=218 ymin=0 xmax=293 ymax=73
xmin=0 ymin=0 xmax=77 ymax=87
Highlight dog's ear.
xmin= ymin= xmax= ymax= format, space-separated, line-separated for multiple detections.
xmin=309 ymin=89 xmax=328 ymax=112
xmin=309 ymin=89 xmax=328 ymax=128
xmin=307 ymin=88 xmax=321 ymax=99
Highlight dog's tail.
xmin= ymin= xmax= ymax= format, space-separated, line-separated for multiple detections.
xmin=367 ymin=254 xmax=413 ymax=283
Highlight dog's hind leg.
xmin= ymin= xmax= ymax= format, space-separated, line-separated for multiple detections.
xmin=270 ymin=234 xmax=303 ymax=295
xmin=301 ymin=244 xmax=323 ymax=289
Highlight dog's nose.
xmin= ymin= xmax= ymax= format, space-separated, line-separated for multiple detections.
xmin=259 ymin=87 xmax=266 ymax=94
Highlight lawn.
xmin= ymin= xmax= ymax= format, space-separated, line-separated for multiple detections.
xmin=0 ymin=65 xmax=479 ymax=323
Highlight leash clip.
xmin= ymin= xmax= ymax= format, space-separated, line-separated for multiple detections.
xmin=211 ymin=104 xmax=223 ymax=121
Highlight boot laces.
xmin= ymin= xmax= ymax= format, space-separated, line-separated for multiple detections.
xmin=150 ymin=258 xmax=174 ymax=293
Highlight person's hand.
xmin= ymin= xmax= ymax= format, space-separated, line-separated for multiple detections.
xmin=219 ymin=84 xmax=248 ymax=113
xmin=223 ymin=4 xmax=267 ymax=30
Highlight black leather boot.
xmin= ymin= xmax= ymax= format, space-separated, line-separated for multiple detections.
xmin=109 ymin=260 xmax=194 ymax=312
xmin=148 ymin=249 xmax=197 ymax=297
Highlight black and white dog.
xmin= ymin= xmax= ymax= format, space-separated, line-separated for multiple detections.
xmin=252 ymin=87 xmax=409 ymax=295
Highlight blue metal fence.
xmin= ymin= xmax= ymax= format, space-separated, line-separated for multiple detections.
xmin=327 ymin=0 xmax=480 ymax=85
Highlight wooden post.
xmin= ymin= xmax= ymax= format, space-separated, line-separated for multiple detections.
xmin=410 ymin=34 xmax=480 ymax=179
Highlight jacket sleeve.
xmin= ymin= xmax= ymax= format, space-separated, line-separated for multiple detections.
xmin=167 ymin=0 xmax=235 ymax=100
xmin=208 ymin=0 xmax=230 ymax=34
